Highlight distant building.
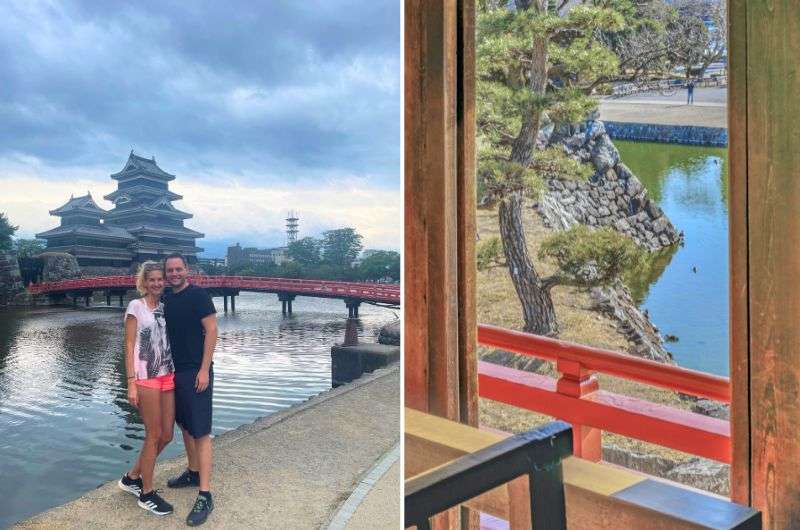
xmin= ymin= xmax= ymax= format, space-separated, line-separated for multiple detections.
xmin=37 ymin=152 xmax=204 ymax=269
xmin=227 ymin=243 xmax=289 ymax=269
xmin=198 ymin=257 xmax=226 ymax=269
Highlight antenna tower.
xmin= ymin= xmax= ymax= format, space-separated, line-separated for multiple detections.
xmin=286 ymin=211 xmax=299 ymax=245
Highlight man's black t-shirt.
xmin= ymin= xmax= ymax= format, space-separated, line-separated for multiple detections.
xmin=163 ymin=284 xmax=217 ymax=372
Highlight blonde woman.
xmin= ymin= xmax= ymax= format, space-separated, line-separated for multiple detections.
xmin=117 ymin=261 xmax=176 ymax=516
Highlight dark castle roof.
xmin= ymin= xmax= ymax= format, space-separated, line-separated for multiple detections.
xmin=49 ymin=193 xmax=107 ymax=217
xmin=110 ymin=152 xmax=175 ymax=181
xmin=36 ymin=224 xmax=136 ymax=241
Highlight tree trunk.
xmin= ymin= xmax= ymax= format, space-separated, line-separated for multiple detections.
xmin=498 ymin=193 xmax=558 ymax=335
xmin=497 ymin=5 xmax=557 ymax=335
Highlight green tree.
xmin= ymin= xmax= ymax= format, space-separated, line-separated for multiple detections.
xmin=538 ymin=225 xmax=645 ymax=289
xmin=477 ymin=1 xmax=626 ymax=335
xmin=287 ymin=237 xmax=322 ymax=267
xmin=13 ymin=238 xmax=47 ymax=258
xmin=322 ymin=228 xmax=363 ymax=268
xmin=358 ymin=251 xmax=400 ymax=281
xmin=0 ymin=213 xmax=18 ymax=252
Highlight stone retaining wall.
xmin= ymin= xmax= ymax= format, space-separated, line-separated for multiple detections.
xmin=604 ymin=121 xmax=727 ymax=147
xmin=0 ymin=251 xmax=23 ymax=306
xmin=539 ymin=120 xmax=683 ymax=251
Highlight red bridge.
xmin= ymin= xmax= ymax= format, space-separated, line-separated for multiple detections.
xmin=28 ymin=275 xmax=400 ymax=316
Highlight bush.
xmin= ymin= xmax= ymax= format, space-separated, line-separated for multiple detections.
xmin=477 ymin=236 xmax=503 ymax=271
xmin=538 ymin=225 xmax=644 ymax=287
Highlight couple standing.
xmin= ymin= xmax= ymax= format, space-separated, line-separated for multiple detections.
xmin=117 ymin=253 xmax=217 ymax=526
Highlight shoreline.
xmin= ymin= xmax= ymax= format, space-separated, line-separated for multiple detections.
xmin=16 ymin=365 xmax=400 ymax=529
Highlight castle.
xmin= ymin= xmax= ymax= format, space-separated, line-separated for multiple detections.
xmin=37 ymin=152 xmax=203 ymax=271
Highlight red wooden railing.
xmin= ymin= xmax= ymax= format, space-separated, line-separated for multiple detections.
xmin=27 ymin=275 xmax=400 ymax=305
xmin=477 ymin=323 xmax=731 ymax=463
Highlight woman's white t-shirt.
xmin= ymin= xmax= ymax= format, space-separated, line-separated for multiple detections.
xmin=125 ymin=298 xmax=174 ymax=380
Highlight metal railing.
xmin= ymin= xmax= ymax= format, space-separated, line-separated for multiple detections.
xmin=405 ymin=421 xmax=572 ymax=530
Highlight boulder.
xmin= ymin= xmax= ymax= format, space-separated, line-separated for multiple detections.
xmin=666 ymin=459 xmax=730 ymax=497
xmin=377 ymin=319 xmax=400 ymax=346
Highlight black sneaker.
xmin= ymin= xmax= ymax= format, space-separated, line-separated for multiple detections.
xmin=118 ymin=473 xmax=143 ymax=497
xmin=138 ymin=490 xmax=174 ymax=516
xmin=186 ymin=494 xmax=213 ymax=526
xmin=167 ymin=468 xmax=200 ymax=488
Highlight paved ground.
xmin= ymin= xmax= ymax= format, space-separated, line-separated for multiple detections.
xmin=17 ymin=366 xmax=400 ymax=530
xmin=342 ymin=461 xmax=400 ymax=530
xmin=598 ymin=87 xmax=727 ymax=128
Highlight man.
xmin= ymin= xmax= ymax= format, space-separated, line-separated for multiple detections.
xmin=686 ymin=78 xmax=695 ymax=105
xmin=162 ymin=253 xmax=218 ymax=526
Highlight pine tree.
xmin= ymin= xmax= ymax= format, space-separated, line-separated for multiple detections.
xmin=477 ymin=1 xmax=630 ymax=335
xmin=0 ymin=213 xmax=18 ymax=252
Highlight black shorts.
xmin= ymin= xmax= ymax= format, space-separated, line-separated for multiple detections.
xmin=174 ymin=368 xmax=213 ymax=438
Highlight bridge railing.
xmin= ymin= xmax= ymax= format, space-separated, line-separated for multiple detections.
xmin=478 ymin=323 xmax=730 ymax=463
xmin=27 ymin=275 xmax=400 ymax=303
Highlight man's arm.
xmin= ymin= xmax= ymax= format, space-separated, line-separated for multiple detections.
xmin=195 ymin=313 xmax=218 ymax=392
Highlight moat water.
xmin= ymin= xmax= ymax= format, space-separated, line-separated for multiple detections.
xmin=0 ymin=293 xmax=396 ymax=526
xmin=617 ymin=141 xmax=729 ymax=377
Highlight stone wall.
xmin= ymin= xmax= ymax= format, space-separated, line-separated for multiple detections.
xmin=0 ymin=251 xmax=23 ymax=306
xmin=39 ymin=252 xmax=82 ymax=282
xmin=604 ymin=121 xmax=727 ymax=147
xmin=538 ymin=120 xmax=683 ymax=251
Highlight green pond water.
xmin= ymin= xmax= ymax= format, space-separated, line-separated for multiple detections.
xmin=617 ymin=140 xmax=729 ymax=376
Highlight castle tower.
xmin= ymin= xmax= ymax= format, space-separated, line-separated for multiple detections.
xmin=286 ymin=211 xmax=299 ymax=245
xmin=103 ymin=152 xmax=204 ymax=264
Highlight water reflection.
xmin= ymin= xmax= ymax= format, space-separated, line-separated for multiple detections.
xmin=617 ymin=141 xmax=729 ymax=376
xmin=0 ymin=293 xmax=394 ymax=527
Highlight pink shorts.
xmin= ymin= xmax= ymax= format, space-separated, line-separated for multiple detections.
xmin=136 ymin=373 xmax=175 ymax=391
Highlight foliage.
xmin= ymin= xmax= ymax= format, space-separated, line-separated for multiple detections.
xmin=357 ymin=251 xmax=400 ymax=281
xmin=0 ymin=213 xmax=18 ymax=252
xmin=477 ymin=236 xmax=504 ymax=271
xmin=480 ymin=147 xmax=592 ymax=201
xmin=13 ymin=238 xmax=47 ymax=258
xmin=287 ymin=237 xmax=322 ymax=267
xmin=477 ymin=2 xmax=628 ymax=201
xmin=538 ymin=225 xmax=645 ymax=288
xmin=322 ymin=228 xmax=363 ymax=268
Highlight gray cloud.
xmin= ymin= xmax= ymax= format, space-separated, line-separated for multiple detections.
xmin=0 ymin=0 xmax=400 ymax=186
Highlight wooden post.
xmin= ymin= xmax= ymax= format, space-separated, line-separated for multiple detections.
xmin=405 ymin=0 xmax=477 ymax=424
xmin=223 ymin=295 xmax=228 ymax=313
xmin=729 ymin=0 xmax=800 ymax=525
xmin=119 ymin=294 xmax=124 ymax=307
xmin=555 ymin=359 xmax=600 ymax=461
xmin=106 ymin=291 xmax=111 ymax=306
xmin=406 ymin=1 xmax=477 ymax=528
xmin=231 ymin=295 xmax=235 ymax=313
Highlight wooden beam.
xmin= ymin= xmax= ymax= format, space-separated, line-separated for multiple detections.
xmin=745 ymin=0 xmax=800 ymax=526
xmin=726 ymin=0 xmax=750 ymax=507
xmin=404 ymin=0 xmax=476 ymax=424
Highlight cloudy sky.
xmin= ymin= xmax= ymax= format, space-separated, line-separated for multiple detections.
xmin=0 ymin=1 xmax=400 ymax=256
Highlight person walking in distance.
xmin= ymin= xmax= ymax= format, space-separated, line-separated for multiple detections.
xmin=686 ymin=78 xmax=696 ymax=104
xmin=162 ymin=254 xmax=218 ymax=526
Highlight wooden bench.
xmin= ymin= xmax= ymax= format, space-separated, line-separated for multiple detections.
xmin=405 ymin=408 xmax=761 ymax=530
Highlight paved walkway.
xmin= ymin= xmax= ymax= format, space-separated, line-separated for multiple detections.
xmin=598 ymin=87 xmax=727 ymax=128
xmin=17 ymin=366 xmax=400 ymax=530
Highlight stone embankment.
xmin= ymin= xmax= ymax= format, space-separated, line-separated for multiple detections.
xmin=604 ymin=121 xmax=727 ymax=147
xmin=0 ymin=251 xmax=24 ymax=306
xmin=530 ymin=118 xmax=679 ymax=363
xmin=538 ymin=119 xmax=683 ymax=251
xmin=39 ymin=252 xmax=81 ymax=282
xmin=590 ymin=284 xmax=673 ymax=364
